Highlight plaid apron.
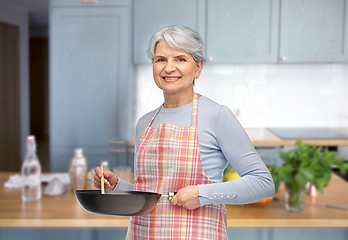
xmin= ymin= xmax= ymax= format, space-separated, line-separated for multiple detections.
xmin=126 ymin=93 xmax=228 ymax=240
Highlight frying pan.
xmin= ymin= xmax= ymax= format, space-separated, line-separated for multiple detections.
xmin=75 ymin=190 xmax=175 ymax=216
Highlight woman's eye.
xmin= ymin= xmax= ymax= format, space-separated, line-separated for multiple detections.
xmin=156 ymin=58 xmax=165 ymax=62
xmin=178 ymin=58 xmax=186 ymax=62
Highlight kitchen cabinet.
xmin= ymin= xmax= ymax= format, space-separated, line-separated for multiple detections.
xmin=133 ymin=0 xmax=348 ymax=63
xmin=50 ymin=0 xmax=128 ymax=7
xmin=206 ymin=0 xmax=348 ymax=63
xmin=279 ymin=0 xmax=348 ymax=63
xmin=133 ymin=0 xmax=205 ymax=64
xmin=205 ymin=0 xmax=280 ymax=63
xmin=50 ymin=1 xmax=135 ymax=171
xmin=133 ymin=0 xmax=280 ymax=63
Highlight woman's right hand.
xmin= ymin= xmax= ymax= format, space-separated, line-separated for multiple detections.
xmin=93 ymin=167 xmax=118 ymax=190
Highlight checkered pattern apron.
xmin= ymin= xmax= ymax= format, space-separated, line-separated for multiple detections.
xmin=126 ymin=93 xmax=228 ymax=239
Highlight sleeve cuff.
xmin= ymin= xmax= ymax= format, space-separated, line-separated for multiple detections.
xmin=198 ymin=182 xmax=240 ymax=205
xmin=114 ymin=176 xmax=134 ymax=191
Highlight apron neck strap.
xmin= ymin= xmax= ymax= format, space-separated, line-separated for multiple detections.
xmin=191 ymin=92 xmax=199 ymax=127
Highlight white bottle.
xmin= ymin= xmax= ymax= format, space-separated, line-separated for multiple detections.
xmin=21 ymin=135 xmax=42 ymax=202
xmin=69 ymin=148 xmax=88 ymax=191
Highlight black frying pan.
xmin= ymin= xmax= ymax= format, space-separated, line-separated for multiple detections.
xmin=75 ymin=190 xmax=174 ymax=216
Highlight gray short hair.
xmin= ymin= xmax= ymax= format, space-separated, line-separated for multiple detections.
xmin=147 ymin=25 xmax=205 ymax=63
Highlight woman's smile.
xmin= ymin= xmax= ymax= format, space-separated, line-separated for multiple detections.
xmin=162 ymin=76 xmax=181 ymax=82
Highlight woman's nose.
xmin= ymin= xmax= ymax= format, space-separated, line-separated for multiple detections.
xmin=164 ymin=60 xmax=176 ymax=73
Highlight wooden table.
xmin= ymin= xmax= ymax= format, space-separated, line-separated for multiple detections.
xmin=1 ymin=173 xmax=347 ymax=228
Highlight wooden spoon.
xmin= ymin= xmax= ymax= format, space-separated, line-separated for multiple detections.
xmin=101 ymin=165 xmax=105 ymax=194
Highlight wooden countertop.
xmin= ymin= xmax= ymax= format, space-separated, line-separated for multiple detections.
xmin=1 ymin=172 xmax=347 ymax=228
xmin=244 ymin=127 xmax=348 ymax=146
xmin=128 ymin=128 xmax=348 ymax=147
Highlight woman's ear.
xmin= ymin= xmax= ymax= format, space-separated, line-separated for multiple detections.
xmin=195 ymin=60 xmax=204 ymax=78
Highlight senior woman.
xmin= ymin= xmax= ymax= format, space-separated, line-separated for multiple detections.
xmin=94 ymin=25 xmax=275 ymax=239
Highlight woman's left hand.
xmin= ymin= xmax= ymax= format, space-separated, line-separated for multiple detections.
xmin=170 ymin=185 xmax=200 ymax=210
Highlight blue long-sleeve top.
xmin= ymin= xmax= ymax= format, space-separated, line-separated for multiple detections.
xmin=115 ymin=96 xmax=275 ymax=206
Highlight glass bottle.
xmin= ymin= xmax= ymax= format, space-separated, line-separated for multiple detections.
xmin=21 ymin=135 xmax=42 ymax=202
xmin=69 ymin=148 xmax=88 ymax=191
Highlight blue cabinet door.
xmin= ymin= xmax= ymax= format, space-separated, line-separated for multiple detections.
xmin=133 ymin=0 xmax=205 ymax=64
xmin=50 ymin=0 xmax=129 ymax=7
xmin=205 ymin=0 xmax=280 ymax=63
xmin=50 ymin=6 xmax=132 ymax=171
xmin=279 ymin=0 xmax=348 ymax=63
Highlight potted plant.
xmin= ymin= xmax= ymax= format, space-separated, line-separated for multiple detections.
xmin=268 ymin=137 xmax=348 ymax=212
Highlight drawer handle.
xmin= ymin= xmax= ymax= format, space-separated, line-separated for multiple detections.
xmin=108 ymin=149 xmax=126 ymax=153
xmin=108 ymin=141 xmax=126 ymax=145
xmin=81 ymin=0 xmax=99 ymax=3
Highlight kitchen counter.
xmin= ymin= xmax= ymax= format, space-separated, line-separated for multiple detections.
xmin=246 ymin=127 xmax=348 ymax=146
xmin=1 ymin=172 xmax=347 ymax=228
xmin=127 ymin=128 xmax=348 ymax=147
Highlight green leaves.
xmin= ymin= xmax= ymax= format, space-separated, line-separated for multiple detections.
xmin=268 ymin=165 xmax=280 ymax=193
xmin=294 ymin=172 xmax=307 ymax=192
xmin=299 ymin=167 xmax=313 ymax=182
xmin=268 ymin=137 xmax=348 ymax=193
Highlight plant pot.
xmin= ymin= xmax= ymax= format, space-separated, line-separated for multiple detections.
xmin=285 ymin=183 xmax=305 ymax=212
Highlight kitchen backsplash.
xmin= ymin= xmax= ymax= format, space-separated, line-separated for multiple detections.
xmin=135 ymin=64 xmax=348 ymax=129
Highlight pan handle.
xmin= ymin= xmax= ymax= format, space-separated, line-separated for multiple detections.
xmin=160 ymin=192 xmax=176 ymax=201
xmin=168 ymin=192 xmax=175 ymax=201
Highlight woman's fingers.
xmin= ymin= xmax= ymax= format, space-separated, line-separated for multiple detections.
xmin=170 ymin=195 xmax=179 ymax=205
xmin=170 ymin=185 xmax=200 ymax=210
xmin=95 ymin=166 xmax=103 ymax=179
xmin=93 ymin=175 xmax=111 ymax=188
xmin=93 ymin=167 xmax=115 ymax=189
xmin=93 ymin=167 xmax=101 ymax=189
xmin=93 ymin=167 xmax=112 ymax=189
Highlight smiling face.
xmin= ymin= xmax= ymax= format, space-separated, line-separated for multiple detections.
xmin=152 ymin=41 xmax=203 ymax=98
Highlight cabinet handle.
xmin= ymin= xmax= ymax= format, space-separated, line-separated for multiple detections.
xmin=108 ymin=140 xmax=126 ymax=145
xmin=281 ymin=56 xmax=287 ymax=61
xmin=108 ymin=149 xmax=126 ymax=153
xmin=81 ymin=0 xmax=99 ymax=3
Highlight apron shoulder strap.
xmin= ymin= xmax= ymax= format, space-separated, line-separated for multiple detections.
xmin=191 ymin=93 xmax=199 ymax=127
xmin=146 ymin=105 xmax=162 ymax=128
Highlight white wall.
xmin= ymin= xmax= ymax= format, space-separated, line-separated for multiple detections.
xmin=0 ymin=1 xmax=29 ymax=160
xmin=136 ymin=64 xmax=348 ymax=128
xmin=136 ymin=63 xmax=348 ymax=159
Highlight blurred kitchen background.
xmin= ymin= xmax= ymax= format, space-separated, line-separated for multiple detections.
xmin=0 ymin=0 xmax=348 ymax=239
xmin=1 ymin=0 xmax=347 ymax=173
